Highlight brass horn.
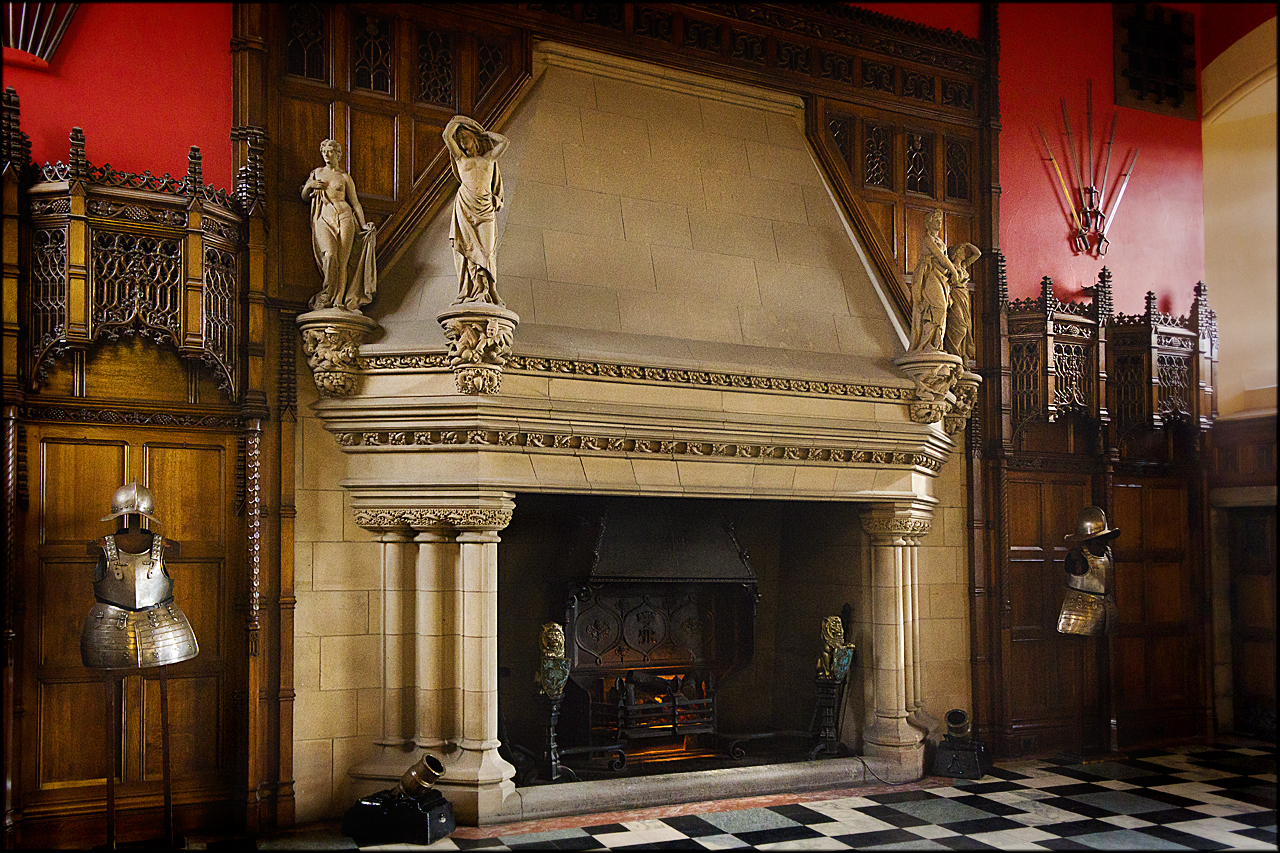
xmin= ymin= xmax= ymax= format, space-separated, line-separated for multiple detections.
xmin=395 ymin=754 xmax=445 ymax=797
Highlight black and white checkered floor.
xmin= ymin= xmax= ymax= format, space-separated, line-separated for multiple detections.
xmin=366 ymin=742 xmax=1276 ymax=851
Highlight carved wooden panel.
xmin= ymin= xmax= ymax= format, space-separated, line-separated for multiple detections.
xmin=1110 ymin=478 xmax=1208 ymax=746
xmin=19 ymin=423 xmax=244 ymax=828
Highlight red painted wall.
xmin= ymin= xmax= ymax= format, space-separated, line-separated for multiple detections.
xmin=1201 ymin=3 xmax=1276 ymax=66
xmin=2 ymin=3 xmax=234 ymax=190
xmin=999 ymin=3 xmax=1205 ymax=316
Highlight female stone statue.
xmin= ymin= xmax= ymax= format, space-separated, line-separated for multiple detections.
xmin=944 ymin=242 xmax=982 ymax=362
xmin=302 ymin=138 xmax=377 ymax=312
xmin=907 ymin=209 xmax=961 ymax=354
xmin=443 ymin=115 xmax=509 ymax=306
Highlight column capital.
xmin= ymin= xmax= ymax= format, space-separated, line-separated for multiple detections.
xmin=859 ymin=502 xmax=934 ymax=540
xmin=352 ymin=491 xmax=516 ymax=533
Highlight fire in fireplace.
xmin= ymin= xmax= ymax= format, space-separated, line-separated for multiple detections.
xmin=558 ymin=499 xmax=759 ymax=767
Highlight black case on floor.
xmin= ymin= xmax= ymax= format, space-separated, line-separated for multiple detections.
xmin=341 ymin=787 xmax=455 ymax=846
xmin=932 ymin=736 xmax=994 ymax=780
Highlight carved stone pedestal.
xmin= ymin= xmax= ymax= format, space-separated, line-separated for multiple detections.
xmin=297 ymin=309 xmax=380 ymax=397
xmin=436 ymin=304 xmax=519 ymax=395
xmin=892 ymin=351 xmax=965 ymax=427
xmin=943 ymin=370 xmax=982 ymax=436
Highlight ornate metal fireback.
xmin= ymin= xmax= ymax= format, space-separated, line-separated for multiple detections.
xmin=22 ymin=128 xmax=244 ymax=397
xmin=1003 ymin=269 xmax=1217 ymax=434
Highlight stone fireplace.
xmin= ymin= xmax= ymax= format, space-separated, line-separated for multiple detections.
xmin=292 ymin=41 xmax=973 ymax=826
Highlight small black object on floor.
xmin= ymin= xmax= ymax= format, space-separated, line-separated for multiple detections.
xmin=341 ymin=787 xmax=455 ymax=847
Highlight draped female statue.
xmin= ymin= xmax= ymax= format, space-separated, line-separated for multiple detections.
xmin=443 ymin=115 xmax=510 ymax=306
xmin=301 ymin=138 xmax=377 ymax=312
xmin=907 ymin=209 xmax=961 ymax=354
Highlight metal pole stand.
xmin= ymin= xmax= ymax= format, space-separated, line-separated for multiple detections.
xmin=159 ymin=664 xmax=174 ymax=848
xmin=103 ymin=671 xmax=117 ymax=851
xmin=809 ymin=676 xmax=850 ymax=760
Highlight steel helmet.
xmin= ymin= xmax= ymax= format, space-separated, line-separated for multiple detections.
xmin=100 ymin=481 xmax=160 ymax=525
xmin=1063 ymin=506 xmax=1118 ymax=544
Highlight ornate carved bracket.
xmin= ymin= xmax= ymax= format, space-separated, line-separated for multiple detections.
xmin=892 ymin=350 xmax=981 ymax=435
xmin=296 ymin=309 xmax=380 ymax=398
xmin=436 ymin=303 xmax=519 ymax=395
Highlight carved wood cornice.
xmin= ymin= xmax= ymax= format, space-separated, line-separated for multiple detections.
xmin=360 ymin=350 xmax=915 ymax=400
xmin=18 ymin=403 xmax=242 ymax=430
xmin=330 ymin=426 xmax=945 ymax=472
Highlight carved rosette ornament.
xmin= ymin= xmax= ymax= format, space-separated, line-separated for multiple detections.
xmin=436 ymin=303 xmax=519 ymax=395
xmin=296 ymin=308 xmax=380 ymax=397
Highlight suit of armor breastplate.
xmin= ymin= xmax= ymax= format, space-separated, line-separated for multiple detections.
xmin=81 ymin=534 xmax=199 ymax=669
xmin=1057 ymin=546 xmax=1116 ymax=635
xmin=1066 ymin=546 xmax=1110 ymax=594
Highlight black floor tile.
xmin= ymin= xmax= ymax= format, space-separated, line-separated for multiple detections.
xmin=1036 ymin=839 xmax=1097 ymax=851
xmin=1228 ymin=809 xmax=1280 ymax=828
xmin=857 ymin=804 xmax=931 ymax=827
xmin=1238 ymin=826 xmax=1279 ymax=842
xmin=935 ymin=835 xmax=1001 ymax=850
xmin=831 ymin=828 xmax=921 ymax=847
xmin=550 ymin=837 xmax=607 ymax=850
xmin=933 ymin=816 xmax=1025 ymax=835
xmin=1036 ymin=797 xmax=1115 ymax=820
xmin=454 ymin=839 xmax=511 ymax=850
xmin=735 ymin=825 xmax=824 ymax=845
xmin=1135 ymin=824 xmax=1227 ymax=850
xmin=1128 ymin=788 xmax=1205 ymax=810
xmin=1036 ymin=782 xmax=1112 ymax=796
xmin=639 ymin=841 xmax=708 ymax=850
xmin=767 ymin=802 xmax=842 ymax=824
xmin=656 ymin=815 xmax=722 ymax=838
xmin=1041 ymin=818 xmax=1124 ymax=838
xmin=1215 ymin=787 xmax=1276 ymax=808
xmin=581 ymin=824 xmax=629 ymax=835
xmin=945 ymin=794 xmax=1028 ymax=817
xmin=1140 ymin=806 xmax=1222 ymax=825
xmin=872 ymin=789 xmax=946 ymax=804
xmin=949 ymin=780 xmax=1025 ymax=795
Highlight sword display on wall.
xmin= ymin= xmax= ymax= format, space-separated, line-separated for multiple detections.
xmin=1039 ymin=81 xmax=1135 ymax=257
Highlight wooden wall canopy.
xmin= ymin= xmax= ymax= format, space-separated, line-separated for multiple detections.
xmin=1003 ymin=269 xmax=1217 ymax=445
xmin=22 ymin=128 xmax=245 ymax=401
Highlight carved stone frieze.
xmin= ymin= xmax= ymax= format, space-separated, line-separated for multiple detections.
xmin=359 ymin=350 xmax=914 ymax=401
xmin=297 ymin=309 xmax=381 ymax=398
xmin=859 ymin=509 xmax=933 ymax=537
xmin=436 ymin=303 xmax=519 ymax=395
xmin=329 ymin=427 xmax=946 ymax=472
xmin=353 ymin=507 xmax=514 ymax=531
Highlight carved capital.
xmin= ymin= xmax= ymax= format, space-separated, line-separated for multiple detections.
xmin=437 ymin=304 xmax=519 ymax=395
xmin=297 ymin=309 xmax=380 ymax=398
xmin=353 ymin=507 xmax=513 ymax=532
xmin=860 ymin=504 xmax=934 ymax=540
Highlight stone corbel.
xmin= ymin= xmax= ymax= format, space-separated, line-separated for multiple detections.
xmin=296 ymin=308 xmax=380 ymax=397
xmin=893 ymin=351 xmax=981 ymax=433
xmin=436 ymin=303 xmax=519 ymax=395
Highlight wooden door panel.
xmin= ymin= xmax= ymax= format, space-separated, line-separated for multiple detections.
xmin=1115 ymin=636 xmax=1144 ymax=708
xmin=142 ymin=675 xmax=224 ymax=781
xmin=142 ymin=443 xmax=227 ymax=545
xmin=39 ymin=438 xmax=127 ymax=545
xmin=38 ymin=680 xmax=112 ymax=788
xmin=1113 ymin=560 xmax=1143 ymax=623
xmin=1112 ymin=484 xmax=1143 ymax=550
xmin=348 ymin=106 xmax=399 ymax=200
xmin=1144 ymin=487 xmax=1186 ymax=550
xmin=1145 ymin=562 xmax=1185 ymax=624
xmin=1148 ymin=636 xmax=1189 ymax=701
xmin=39 ymin=559 xmax=100 ymax=670
xmin=173 ymin=560 xmax=226 ymax=661
xmin=1008 ymin=481 xmax=1043 ymax=547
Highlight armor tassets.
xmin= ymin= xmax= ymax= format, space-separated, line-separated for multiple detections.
xmin=81 ymin=534 xmax=198 ymax=669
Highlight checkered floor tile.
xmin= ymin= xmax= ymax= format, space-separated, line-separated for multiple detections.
xmin=345 ymin=742 xmax=1277 ymax=850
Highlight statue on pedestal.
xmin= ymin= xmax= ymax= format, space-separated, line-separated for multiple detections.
xmin=907 ymin=209 xmax=961 ymax=355
xmin=443 ymin=115 xmax=509 ymax=306
xmin=302 ymin=138 xmax=377 ymax=312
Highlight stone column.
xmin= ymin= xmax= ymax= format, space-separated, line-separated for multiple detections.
xmin=906 ymin=533 xmax=939 ymax=739
xmin=432 ymin=507 xmax=516 ymax=825
xmin=349 ymin=531 xmax=417 ymax=791
xmin=860 ymin=503 xmax=933 ymax=782
xmin=414 ymin=530 xmax=459 ymax=751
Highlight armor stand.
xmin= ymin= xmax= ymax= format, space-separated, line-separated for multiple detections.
xmin=809 ymin=676 xmax=850 ymax=760
xmin=103 ymin=671 xmax=117 ymax=851
xmin=160 ymin=664 xmax=174 ymax=849
xmin=538 ymin=693 xmax=578 ymax=783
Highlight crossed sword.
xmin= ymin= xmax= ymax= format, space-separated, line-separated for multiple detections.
xmin=1039 ymin=83 xmax=1138 ymax=256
